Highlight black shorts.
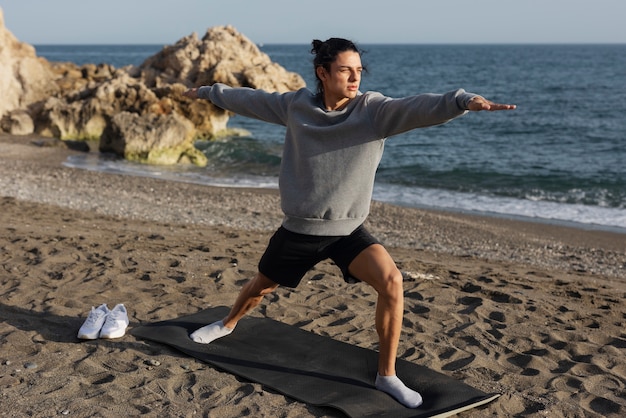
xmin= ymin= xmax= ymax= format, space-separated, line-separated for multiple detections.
xmin=258 ymin=225 xmax=380 ymax=288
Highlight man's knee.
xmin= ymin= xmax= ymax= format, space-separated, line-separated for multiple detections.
xmin=349 ymin=244 xmax=403 ymax=295
xmin=381 ymin=268 xmax=404 ymax=297
xmin=366 ymin=267 xmax=404 ymax=306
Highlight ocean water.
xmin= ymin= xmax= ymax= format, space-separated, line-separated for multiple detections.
xmin=35 ymin=44 xmax=626 ymax=232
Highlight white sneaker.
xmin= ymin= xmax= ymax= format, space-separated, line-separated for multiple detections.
xmin=99 ymin=304 xmax=129 ymax=339
xmin=77 ymin=304 xmax=110 ymax=339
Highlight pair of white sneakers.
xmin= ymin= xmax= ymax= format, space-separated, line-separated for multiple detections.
xmin=77 ymin=303 xmax=129 ymax=339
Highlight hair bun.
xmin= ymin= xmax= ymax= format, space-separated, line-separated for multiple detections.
xmin=311 ymin=39 xmax=324 ymax=54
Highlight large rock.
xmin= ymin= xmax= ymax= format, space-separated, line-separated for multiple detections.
xmin=0 ymin=109 xmax=34 ymax=135
xmin=101 ymin=111 xmax=207 ymax=166
xmin=0 ymin=8 xmax=58 ymax=131
xmin=136 ymin=25 xmax=306 ymax=139
xmin=137 ymin=25 xmax=305 ymax=93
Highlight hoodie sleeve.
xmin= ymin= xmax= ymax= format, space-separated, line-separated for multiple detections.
xmin=365 ymin=89 xmax=478 ymax=138
xmin=197 ymin=83 xmax=293 ymax=126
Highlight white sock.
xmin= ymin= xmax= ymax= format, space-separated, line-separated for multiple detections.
xmin=190 ymin=320 xmax=233 ymax=344
xmin=375 ymin=373 xmax=423 ymax=408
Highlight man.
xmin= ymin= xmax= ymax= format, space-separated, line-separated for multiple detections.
xmin=183 ymin=38 xmax=515 ymax=408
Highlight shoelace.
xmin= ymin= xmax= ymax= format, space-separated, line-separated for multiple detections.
xmin=85 ymin=310 xmax=107 ymax=325
xmin=108 ymin=311 xmax=124 ymax=321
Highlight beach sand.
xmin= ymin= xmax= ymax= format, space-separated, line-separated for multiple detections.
xmin=1 ymin=133 xmax=625 ymax=417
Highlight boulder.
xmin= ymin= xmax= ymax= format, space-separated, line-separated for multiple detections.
xmin=137 ymin=25 xmax=305 ymax=93
xmin=100 ymin=111 xmax=208 ymax=166
xmin=0 ymin=109 xmax=34 ymax=135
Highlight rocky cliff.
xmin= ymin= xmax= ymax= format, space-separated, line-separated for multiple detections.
xmin=0 ymin=8 xmax=58 ymax=135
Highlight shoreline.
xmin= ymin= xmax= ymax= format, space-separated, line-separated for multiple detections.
xmin=411 ymin=204 xmax=626 ymax=236
xmin=1 ymin=133 xmax=625 ymax=417
xmin=64 ymin=151 xmax=626 ymax=237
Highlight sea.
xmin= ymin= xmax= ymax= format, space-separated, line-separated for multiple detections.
xmin=34 ymin=44 xmax=626 ymax=233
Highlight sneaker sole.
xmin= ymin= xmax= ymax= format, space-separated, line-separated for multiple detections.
xmin=77 ymin=333 xmax=100 ymax=340
xmin=99 ymin=329 xmax=127 ymax=339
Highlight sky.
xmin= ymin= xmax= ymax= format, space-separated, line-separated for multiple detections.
xmin=2 ymin=0 xmax=625 ymax=45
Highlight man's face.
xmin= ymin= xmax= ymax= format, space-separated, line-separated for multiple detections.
xmin=319 ymin=50 xmax=362 ymax=102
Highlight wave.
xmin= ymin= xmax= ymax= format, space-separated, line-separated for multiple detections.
xmin=372 ymin=182 xmax=626 ymax=233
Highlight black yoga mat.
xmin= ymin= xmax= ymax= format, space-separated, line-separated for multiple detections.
xmin=132 ymin=306 xmax=499 ymax=417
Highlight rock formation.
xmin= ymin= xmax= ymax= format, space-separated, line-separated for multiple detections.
xmin=0 ymin=7 xmax=306 ymax=166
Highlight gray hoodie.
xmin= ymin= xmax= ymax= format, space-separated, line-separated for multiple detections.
xmin=198 ymin=84 xmax=476 ymax=236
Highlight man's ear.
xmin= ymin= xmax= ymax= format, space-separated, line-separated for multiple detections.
xmin=316 ymin=66 xmax=327 ymax=80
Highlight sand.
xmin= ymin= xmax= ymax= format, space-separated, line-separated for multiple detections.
xmin=1 ymin=134 xmax=625 ymax=417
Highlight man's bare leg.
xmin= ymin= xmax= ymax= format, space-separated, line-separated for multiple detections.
xmin=190 ymin=272 xmax=278 ymax=343
xmin=348 ymin=244 xmax=423 ymax=408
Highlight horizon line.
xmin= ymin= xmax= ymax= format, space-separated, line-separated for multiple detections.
xmin=31 ymin=41 xmax=626 ymax=46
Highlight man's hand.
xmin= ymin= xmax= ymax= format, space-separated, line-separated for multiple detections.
xmin=183 ymin=88 xmax=199 ymax=99
xmin=468 ymin=96 xmax=516 ymax=111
